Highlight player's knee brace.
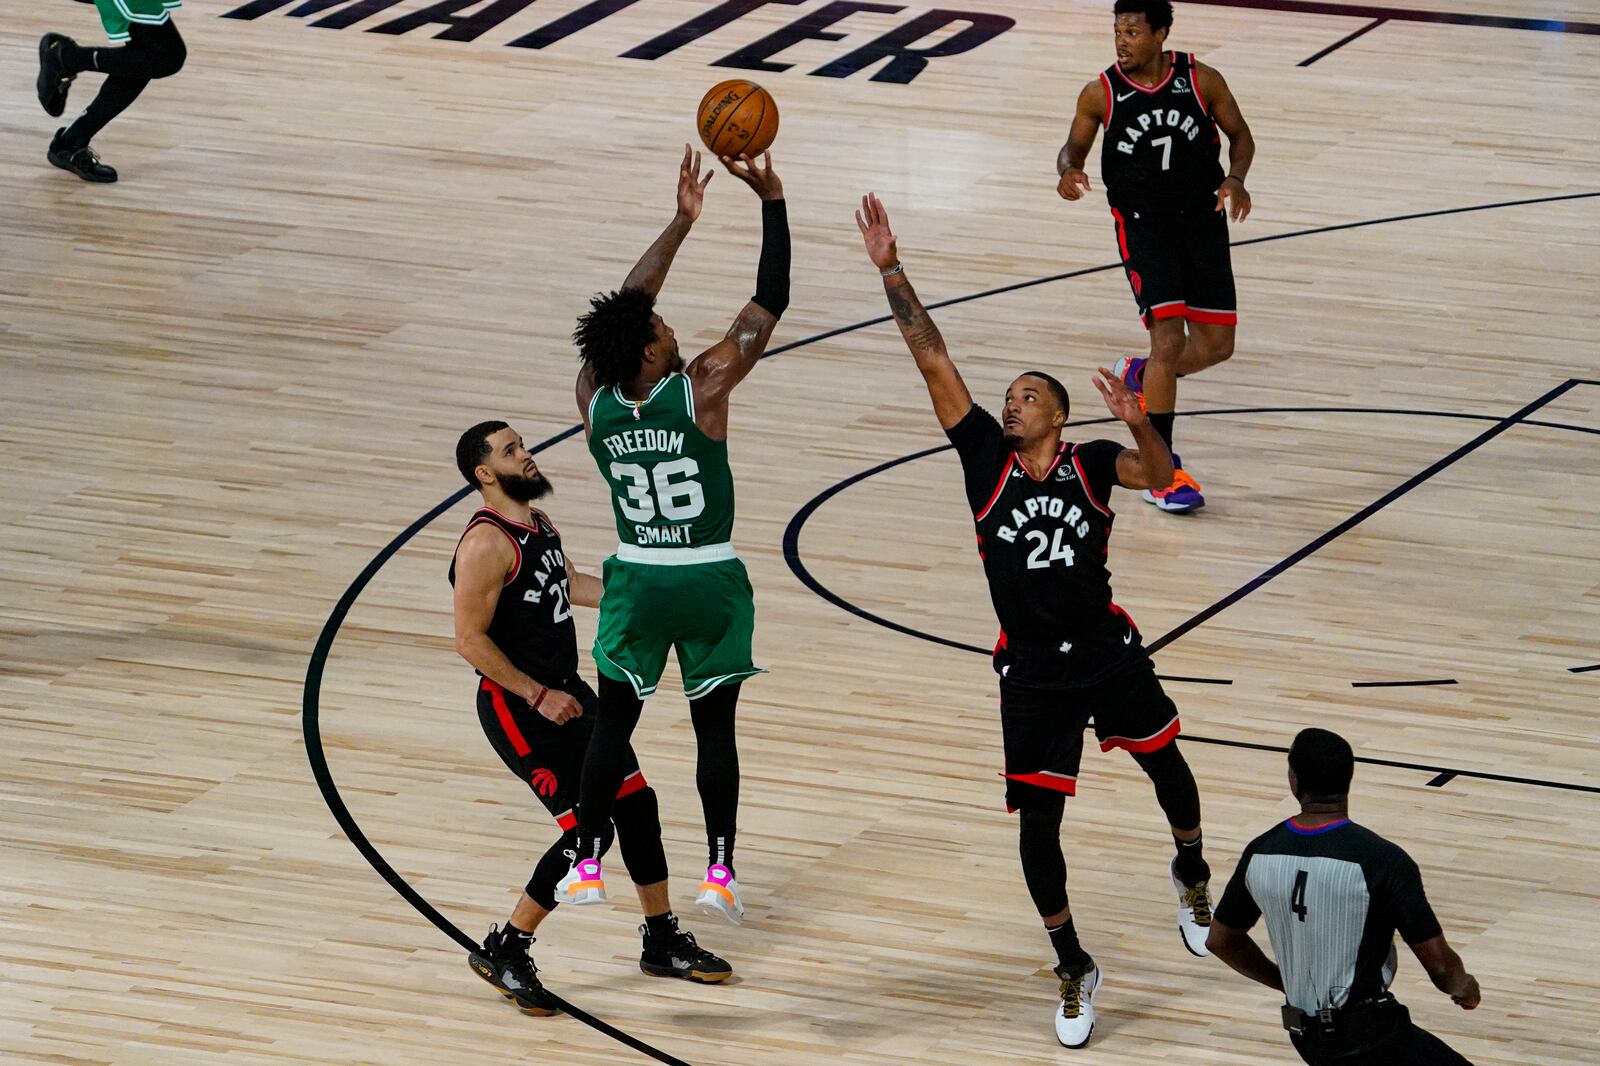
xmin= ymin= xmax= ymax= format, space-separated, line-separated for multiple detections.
xmin=612 ymin=786 xmax=669 ymax=885
xmin=1131 ymin=742 xmax=1201 ymax=832
xmin=1016 ymin=794 xmax=1069 ymax=917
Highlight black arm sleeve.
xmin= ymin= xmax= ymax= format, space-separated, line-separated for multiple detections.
xmin=1213 ymin=841 xmax=1263 ymax=930
xmin=752 ymin=199 xmax=790 ymax=319
xmin=945 ymin=406 xmax=1010 ymax=513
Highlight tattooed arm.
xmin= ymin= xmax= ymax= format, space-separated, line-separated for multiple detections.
xmin=856 ymin=193 xmax=973 ymax=430
xmin=883 ymin=274 xmax=974 ymax=429
xmin=623 ymin=144 xmax=713 ymax=295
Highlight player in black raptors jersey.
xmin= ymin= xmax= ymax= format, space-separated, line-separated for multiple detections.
xmin=856 ymin=195 xmax=1215 ymax=1049
xmin=1056 ymin=0 xmax=1256 ymax=513
xmin=450 ymin=421 xmax=730 ymax=1014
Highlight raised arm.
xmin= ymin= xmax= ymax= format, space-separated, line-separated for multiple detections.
xmin=1198 ymin=63 xmax=1255 ymax=222
xmin=452 ymin=526 xmax=582 ymax=725
xmin=1056 ymin=78 xmax=1107 ymax=201
xmin=686 ymin=152 xmax=789 ymax=430
xmin=623 ymin=144 xmax=713 ymax=295
xmin=855 ymin=194 xmax=973 ymax=430
xmin=1091 ymin=365 xmax=1174 ymax=490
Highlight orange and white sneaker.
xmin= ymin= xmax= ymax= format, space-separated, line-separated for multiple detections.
xmin=1111 ymin=356 xmax=1148 ymax=414
xmin=694 ymin=864 xmax=744 ymax=925
xmin=1144 ymin=454 xmax=1205 ymax=513
xmin=555 ymin=858 xmax=607 ymax=905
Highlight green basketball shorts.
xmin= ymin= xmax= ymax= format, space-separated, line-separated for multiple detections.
xmin=95 ymin=0 xmax=179 ymax=43
xmin=594 ymin=547 xmax=762 ymax=700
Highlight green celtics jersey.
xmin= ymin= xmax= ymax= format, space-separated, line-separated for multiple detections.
xmin=588 ymin=373 xmax=735 ymax=550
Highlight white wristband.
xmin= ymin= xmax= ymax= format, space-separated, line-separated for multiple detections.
xmin=880 ymin=262 xmax=904 ymax=278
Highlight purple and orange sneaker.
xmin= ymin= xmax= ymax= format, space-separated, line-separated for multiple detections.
xmin=1111 ymin=355 xmax=1147 ymax=413
xmin=695 ymin=863 xmax=744 ymax=925
xmin=555 ymin=858 xmax=606 ymax=905
xmin=1143 ymin=453 xmax=1205 ymax=513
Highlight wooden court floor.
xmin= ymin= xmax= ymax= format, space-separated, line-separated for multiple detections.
xmin=3 ymin=0 xmax=1598 ymax=1062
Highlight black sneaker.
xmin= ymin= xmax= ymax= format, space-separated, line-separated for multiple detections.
xmin=38 ymin=34 xmax=76 ymax=118
xmin=48 ymin=131 xmax=117 ymax=184
xmin=639 ymin=917 xmax=733 ymax=983
xmin=467 ymin=926 xmax=561 ymax=1016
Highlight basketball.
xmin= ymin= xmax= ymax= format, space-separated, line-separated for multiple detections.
xmin=696 ymin=80 xmax=779 ymax=159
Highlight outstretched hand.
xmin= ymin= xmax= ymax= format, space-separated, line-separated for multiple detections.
xmin=1093 ymin=365 xmax=1145 ymax=424
xmin=676 ymin=143 xmax=713 ymax=222
xmin=721 ymin=151 xmax=783 ymax=201
xmin=854 ymin=193 xmax=900 ymax=271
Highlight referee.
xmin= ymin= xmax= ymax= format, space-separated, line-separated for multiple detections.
xmin=1207 ymin=729 xmax=1481 ymax=1065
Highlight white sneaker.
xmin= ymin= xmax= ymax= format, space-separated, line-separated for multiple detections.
xmin=555 ymin=858 xmax=606 ymax=905
xmin=1053 ymin=963 xmax=1102 ymax=1049
xmin=1171 ymin=857 xmax=1213 ymax=957
xmin=694 ymin=863 xmax=744 ymax=925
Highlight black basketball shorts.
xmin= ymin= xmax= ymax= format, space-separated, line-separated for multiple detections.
xmin=1110 ymin=204 xmax=1237 ymax=329
xmin=477 ymin=675 xmax=645 ymax=830
xmin=999 ymin=665 xmax=1182 ymax=810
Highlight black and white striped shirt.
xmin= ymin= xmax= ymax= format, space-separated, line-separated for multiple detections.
xmin=1214 ymin=819 xmax=1442 ymax=1014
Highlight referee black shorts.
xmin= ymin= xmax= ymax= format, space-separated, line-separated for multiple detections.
xmin=1110 ymin=204 xmax=1237 ymax=330
xmin=999 ymin=665 xmax=1182 ymax=810
xmin=477 ymin=675 xmax=646 ymax=831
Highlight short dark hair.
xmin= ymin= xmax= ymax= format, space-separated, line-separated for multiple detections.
xmin=1113 ymin=0 xmax=1174 ymax=33
xmin=1288 ymin=728 xmax=1355 ymax=798
xmin=573 ymin=287 xmax=657 ymax=389
xmin=456 ymin=420 xmax=509 ymax=490
xmin=1019 ymin=370 xmax=1071 ymax=419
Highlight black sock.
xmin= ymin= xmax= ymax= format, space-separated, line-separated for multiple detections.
xmin=495 ymin=921 xmax=533 ymax=955
xmin=644 ymin=912 xmax=677 ymax=942
xmin=1046 ymin=917 xmax=1092 ymax=974
xmin=1174 ymin=832 xmax=1209 ymax=886
xmin=1149 ymin=411 xmax=1175 ymax=451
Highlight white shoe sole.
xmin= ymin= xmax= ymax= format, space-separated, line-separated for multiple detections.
xmin=695 ymin=889 xmax=744 ymax=926
xmin=1142 ymin=489 xmax=1204 ymax=513
xmin=556 ymin=868 xmax=607 ymax=906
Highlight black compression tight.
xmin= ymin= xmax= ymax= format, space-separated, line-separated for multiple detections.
xmin=575 ymin=677 xmax=742 ymax=874
xmin=574 ymin=676 xmax=645 ymax=862
xmin=1016 ymin=791 xmax=1070 ymax=918
xmin=690 ymin=682 xmax=740 ymax=872
xmin=1130 ymin=741 xmax=1202 ymax=833
xmin=59 ymin=22 xmax=186 ymax=150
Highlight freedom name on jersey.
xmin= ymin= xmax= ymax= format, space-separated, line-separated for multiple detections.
xmin=587 ymin=373 xmax=739 ymax=551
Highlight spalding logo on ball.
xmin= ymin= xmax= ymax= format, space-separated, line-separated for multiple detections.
xmin=697 ymin=80 xmax=779 ymax=159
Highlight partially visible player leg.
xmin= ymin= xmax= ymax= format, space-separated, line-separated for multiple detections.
xmin=469 ymin=679 xmax=596 ymax=1016
xmin=675 ymin=558 xmax=764 ymax=925
xmin=44 ymin=21 xmax=186 ymax=183
xmin=1092 ymin=668 xmax=1213 ymax=956
xmin=613 ymin=779 xmax=734 ymax=983
xmin=562 ymin=676 xmax=645 ymax=903
xmin=1000 ymin=682 xmax=1102 ymax=1048
xmin=687 ymin=682 xmax=744 ymax=922
xmin=1109 ymin=208 xmax=1204 ymax=512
